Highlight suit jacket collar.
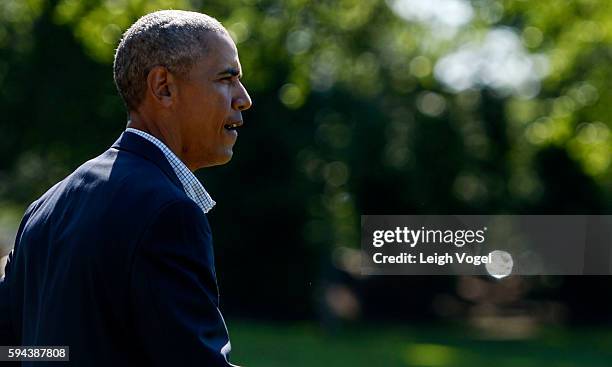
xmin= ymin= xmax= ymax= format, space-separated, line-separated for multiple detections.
xmin=111 ymin=131 xmax=183 ymax=189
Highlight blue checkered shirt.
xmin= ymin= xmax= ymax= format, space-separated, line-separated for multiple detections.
xmin=125 ymin=128 xmax=216 ymax=214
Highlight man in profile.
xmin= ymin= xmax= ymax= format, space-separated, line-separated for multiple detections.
xmin=0 ymin=10 xmax=251 ymax=366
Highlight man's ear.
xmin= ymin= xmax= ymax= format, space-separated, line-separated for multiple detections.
xmin=146 ymin=66 xmax=177 ymax=108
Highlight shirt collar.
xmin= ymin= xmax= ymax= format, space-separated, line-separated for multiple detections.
xmin=125 ymin=128 xmax=216 ymax=213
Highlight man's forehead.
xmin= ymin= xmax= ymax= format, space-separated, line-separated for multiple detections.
xmin=203 ymin=32 xmax=241 ymax=73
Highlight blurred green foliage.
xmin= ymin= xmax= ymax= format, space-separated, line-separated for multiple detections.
xmin=0 ymin=0 xmax=610 ymax=317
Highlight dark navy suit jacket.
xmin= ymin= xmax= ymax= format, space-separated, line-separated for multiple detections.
xmin=0 ymin=132 xmax=234 ymax=366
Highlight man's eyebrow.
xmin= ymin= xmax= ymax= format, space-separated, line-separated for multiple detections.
xmin=217 ymin=67 xmax=242 ymax=78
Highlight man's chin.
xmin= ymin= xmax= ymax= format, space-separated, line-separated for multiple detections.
xmin=199 ymin=150 xmax=233 ymax=169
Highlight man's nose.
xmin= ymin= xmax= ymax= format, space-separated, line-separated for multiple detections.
xmin=233 ymin=82 xmax=253 ymax=111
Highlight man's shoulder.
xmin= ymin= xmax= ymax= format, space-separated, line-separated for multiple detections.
xmin=32 ymin=146 xmax=190 ymax=223
xmin=90 ymin=146 xmax=185 ymax=197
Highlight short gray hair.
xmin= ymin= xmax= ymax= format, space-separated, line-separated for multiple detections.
xmin=113 ymin=10 xmax=226 ymax=111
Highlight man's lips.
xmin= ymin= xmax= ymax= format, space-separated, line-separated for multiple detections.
xmin=224 ymin=120 xmax=243 ymax=130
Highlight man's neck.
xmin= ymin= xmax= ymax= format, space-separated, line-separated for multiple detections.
xmin=127 ymin=113 xmax=188 ymax=168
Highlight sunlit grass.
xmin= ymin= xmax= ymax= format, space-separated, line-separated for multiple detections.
xmin=228 ymin=320 xmax=612 ymax=367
